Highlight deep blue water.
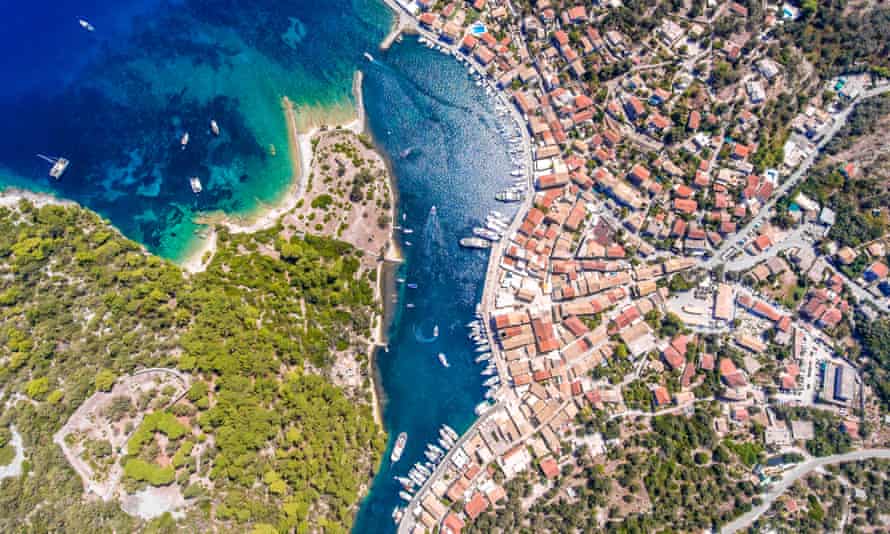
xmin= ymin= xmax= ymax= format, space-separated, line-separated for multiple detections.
xmin=355 ymin=40 xmax=519 ymax=533
xmin=0 ymin=0 xmax=390 ymax=259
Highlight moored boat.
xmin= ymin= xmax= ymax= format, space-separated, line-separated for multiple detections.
xmin=399 ymin=491 xmax=413 ymax=501
xmin=442 ymin=425 xmax=458 ymax=441
xmin=459 ymin=237 xmax=491 ymax=249
xmin=475 ymin=352 xmax=491 ymax=362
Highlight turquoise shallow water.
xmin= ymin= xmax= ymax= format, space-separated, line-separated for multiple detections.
xmin=355 ymin=39 xmax=519 ymax=533
xmin=0 ymin=0 xmax=391 ymax=260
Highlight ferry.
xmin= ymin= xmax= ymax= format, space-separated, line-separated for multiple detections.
xmin=210 ymin=120 xmax=220 ymax=136
xmin=399 ymin=491 xmax=413 ymax=502
xmin=180 ymin=132 xmax=189 ymax=149
xmin=37 ymin=154 xmax=69 ymax=179
xmin=459 ymin=237 xmax=491 ymax=249
xmin=390 ymin=432 xmax=407 ymax=463
xmin=364 ymin=52 xmax=375 ymax=62
xmin=442 ymin=425 xmax=458 ymax=441
xmin=474 ymin=401 xmax=492 ymax=415
xmin=438 ymin=352 xmax=450 ymax=368
xmin=189 ymin=177 xmax=203 ymax=194
xmin=78 ymin=18 xmax=95 ymax=32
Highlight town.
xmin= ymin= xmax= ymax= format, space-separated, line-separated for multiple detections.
xmin=384 ymin=0 xmax=890 ymax=532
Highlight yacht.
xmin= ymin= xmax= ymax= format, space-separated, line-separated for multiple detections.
xmin=399 ymin=491 xmax=413 ymax=502
xmin=495 ymin=189 xmax=523 ymax=203
xmin=415 ymin=464 xmax=431 ymax=477
xmin=428 ymin=444 xmax=443 ymax=456
xmin=189 ymin=177 xmax=203 ymax=194
xmin=424 ymin=450 xmax=439 ymax=462
xmin=475 ymin=352 xmax=491 ymax=362
xmin=210 ymin=120 xmax=220 ymax=136
xmin=442 ymin=425 xmax=458 ymax=441
xmin=475 ymin=344 xmax=490 ymax=353
xmin=481 ymin=366 xmax=496 ymax=376
xmin=473 ymin=227 xmax=501 ymax=241
xmin=459 ymin=237 xmax=491 ymax=249
xmin=78 ymin=18 xmax=95 ymax=32
xmin=394 ymin=476 xmax=414 ymax=489
xmin=390 ymin=432 xmax=407 ymax=463
xmin=474 ymin=401 xmax=492 ymax=415
xmin=438 ymin=352 xmax=450 ymax=368
xmin=438 ymin=438 xmax=453 ymax=451
xmin=483 ymin=376 xmax=500 ymax=387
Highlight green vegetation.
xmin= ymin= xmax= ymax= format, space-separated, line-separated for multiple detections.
xmin=856 ymin=316 xmax=890 ymax=411
xmin=0 ymin=200 xmax=383 ymax=531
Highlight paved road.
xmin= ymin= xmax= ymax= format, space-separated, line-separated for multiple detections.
xmin=707 ymin=84 xmax=890 ymax=269
xmin=721 ymin=448 xmax=890 ymax=533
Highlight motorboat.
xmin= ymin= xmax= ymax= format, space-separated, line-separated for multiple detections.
xmin=438 ymin=438 xmax=453 ymax=451
xmin=428 ymin=444 xmax=444 ymax=456
xmin=415 ymin=464 xmax=431 ymax=477
xmin=78 ymin=18 xmax=95 ymax=32
xmin=442 ymin=425 xmax=458 ymax=441
xmin=438 ymin=352 xmax=449 ymax=368
xmin=181 ymin=132 xmax=189 ymax=149
xmin=459 ymin=237 xmax=491 ymax=249
xmin=475 ymin=344 xmax=490 ymax=353
xmin=424 ymin=450 xmax=440 ymax=462
xmin=474 ymin=401 xmax=492 ymax=415
xmin=36 ymin=154 xmax=69 ymax=179
xmin=399 ymin=491 xmax=413 ymax=501
xmin=394 ymin=476 xmax=414 ymax=488
xmin=495 ymin=189 xmax=524 ymax=203
xmin=190 ymin=177 xmax=203 ymax=194
xmin=475 ymin=352 xmax=491 ymax=362
xmin=364 ymin=52 xmax=374 ymax=62
xmin=407 ymin=283 xmax=418 ymax=289
xmin=433 ymin=325 xmax=439 ymax=337
xmin=210 ymin=120 xmax=220 ymax=136
xmin=473 ymin=227 xmax=501 ymax=241
xmin=390 ymin=432 xmax=407 ymax=463
xmin=481 ymin=366 xmax=496 ymax=376
xmin=483 ymin=376 xmax=500 ymax=387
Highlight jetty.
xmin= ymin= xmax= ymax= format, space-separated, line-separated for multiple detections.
xmin=380 ymin=5 xmax=415 ymax=51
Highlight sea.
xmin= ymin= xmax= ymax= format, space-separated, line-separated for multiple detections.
xmin=0 ymin=1 xmax=518 ymax=533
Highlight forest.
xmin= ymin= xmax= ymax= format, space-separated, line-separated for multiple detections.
xmin=0 ymin=200 xmax=384 ymax=532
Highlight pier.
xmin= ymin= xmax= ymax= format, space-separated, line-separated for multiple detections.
xmin=380 ymin=4 xmax=415 ymax=51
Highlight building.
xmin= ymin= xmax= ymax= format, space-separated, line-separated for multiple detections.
xmin=820 ymin=363 xmax=856 ymax=406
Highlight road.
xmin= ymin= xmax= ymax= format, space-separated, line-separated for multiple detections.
xmin=721 ymin=448 xmax=890 ymax=533
xmin=706 ymin=83 xmax=890 ymax=270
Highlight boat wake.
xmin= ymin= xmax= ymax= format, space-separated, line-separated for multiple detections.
xmin=412 ymin=321 xmax=439 ymax=344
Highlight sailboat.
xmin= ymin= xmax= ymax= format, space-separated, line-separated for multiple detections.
xmin=36 ymin=154 xmax=69 ymax=179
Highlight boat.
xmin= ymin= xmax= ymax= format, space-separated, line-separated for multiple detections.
xmin=210 ymin=120 xmax=220 ymax=136
xmin=486 ymin=221 xmax=508 ymax=234
xmin=484 ymin=388 xmax=498 ymax=399
xmin=459 ymin=237 xmax=491 ymax=249
xmin=395 ymin=476 xmax=414 ymax=488
xmin=475 ymin=352 xmax=491 ymax=362
xmin=399 ymin=491 xmax=413 ymax=501
xmin=406 ymin=303 xmax=415 ymax=309
xmin=424 ymin=450 xmax=439 ymax=462
xmin=473 ymin=227 xmax=501 ymax=241
xmin=510 ymin=169 xmax=523 ymax=177
xmin=36 ymin=154 xmax=69 ymax=179
xmin=439 ymin=428 xmax=454 ymax=444
xmin=495 ymin=190 xmax=523 ymax=203
xmin=190 ymin=177 xmax=202 ymax=194
xmin=438 ymin=352 xmax=450 ymax=368
xmin=474 ymin=401 xmax=492 ymax=415
xmin=392 ymin=507 xmax=404 ymax=524
xmin=481 ymin=367 xmax=496 ymax=376
xmin=391 ymin=432 xmax=407 ymax=463
xmin=438 ymin=437 xmax=453 ymax=450
xmin=180 ymin=132 xmax=189 ymax=149
xmin=405 ymin=241 xmax=412 ymax=246
xmin=428 ymin=444 xmax=443 ymax=455
xmin=433 ymin=325 xmax=439 ymax=337
xmin=415 ymin=464 xmax=431 ymax=477
xmin=483 ymin=376 xmax=500 ymax=387
xmin=408 ymin=471 xmax=425 ymax=486
xmin=442 ymin=425 xmax=458 ymax=441
xmin=474 ymin=344 xmax=490 ymax=353
xmin=407 ymin=283 xmax=418 ymax=289
xmin=364 ymin=52 xmax=374 ymax=62
xmin=78 ymin=18 xmax=95 ymax=32
xmin=403 ymin=228 xmax=414 ymax=234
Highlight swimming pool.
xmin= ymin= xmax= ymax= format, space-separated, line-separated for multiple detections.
xmin=470 ymin=22 xmax=486 ymax=35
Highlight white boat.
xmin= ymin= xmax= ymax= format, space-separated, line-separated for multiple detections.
xmin=190 ymin=177 xmax=202 ymax=194
xmin=510 ymin=169 xmax=523 ymax=177
xmin=391 ymin=432 xmax=407 ymax=463
xmin=403 ymin=228 xmax=414 ymax=234
xmin=474 ymin=401 xmax=492 ymax=415
xmin=483 ymin=376 xmax=500 ymax=387
xmin=395 ymin=476 xmax=413 ymax=488
xmin=424 ymin=450 xmax=439 ymax=462
xmin=486 ymin=220 xmax=508 ymax=233
xmin=408 ymin=471 xmax=425 ymax=486
xmin=481 ymin=367 xmax=496 ymax=376
xmin=392 ymin=507 xmax=404 ymax=525
xmin=180 ymin=132 xmax=189 ymax=149
xmin=438 ymin=437 xmax=453 ymax=450
xmin=475 ymin=352 xmax=491 ymax=362
xmin=37 ymin=154 xmax=69 ymax=179
xmin=78 ymin=18 xmax=95 ymax=32
xmin=473 ymin=227 xmax=501 ymax=241
xmin=399 ymin=491 xmax=413 ymax=501
xmin=428 ymin=444 xmax=443 ymax=455
xmin=415 ymin=464 xmax=431 ymax=477
xmin=364 ymin=52 xmax=374 ymax=62
xmin=495 ymin=190 xmax=523 ymax=203
xmin=484 ymin=388 xmax=498 ymax=399
xmin=210 ymin=120 xmax=220 ymax=136
xmin=438 ymin=352 xmax=449 ymax=368
xmin=433 ymin=325 xmax=439 ymax=337
xmin=459 ymin=237 xmax=491 ymax=249
xmin=442 ymin=425 xmax=458 ymax=441
xmin=475 ymin=344 xmax=490 ymax=353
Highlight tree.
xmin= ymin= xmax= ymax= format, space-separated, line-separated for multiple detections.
xmin=95 ymin=369 xmax=116 ymax=392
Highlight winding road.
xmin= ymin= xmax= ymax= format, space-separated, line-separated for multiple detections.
xmin=721 ymin=448 xmax=890 ymax=533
